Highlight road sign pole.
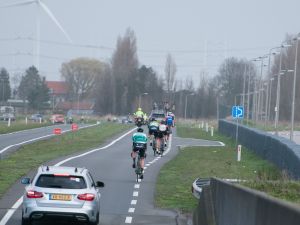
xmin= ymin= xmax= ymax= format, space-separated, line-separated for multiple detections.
xmin=235 ymin=118 xmax=239 ymax=149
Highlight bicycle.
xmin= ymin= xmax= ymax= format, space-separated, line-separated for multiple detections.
xmin=133 ymin=143 xmax=145 ymax=182
xmin=152 ymin=138 xmax=157 ymax=156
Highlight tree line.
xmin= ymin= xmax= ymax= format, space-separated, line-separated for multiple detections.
xmin=1 ymin=30 xmax=299 ymax=121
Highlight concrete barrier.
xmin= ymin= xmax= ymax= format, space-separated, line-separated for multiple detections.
xmin=193 ymin=178 xmax=300 ymax=225
xmin=218 ymin=119 xmax=300 ymax=178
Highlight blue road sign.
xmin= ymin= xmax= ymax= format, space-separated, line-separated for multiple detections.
xmin=232 ymin=106 xmax=244 ymax=119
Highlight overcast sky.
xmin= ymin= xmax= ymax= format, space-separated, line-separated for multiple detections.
xmin=0 ymin=0 xmax=300 ymax=86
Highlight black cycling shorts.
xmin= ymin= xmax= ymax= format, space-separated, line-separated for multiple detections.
xmin=132 ymin=143 xmax=147 ymax=158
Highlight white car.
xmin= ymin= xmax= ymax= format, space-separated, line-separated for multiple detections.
xmin=21 ymin=165 xmax=104 ymax=225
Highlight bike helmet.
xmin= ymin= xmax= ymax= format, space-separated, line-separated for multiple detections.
xmin=138 ymin=107 xmax=142 ymax=111
xmin=137 ymin=127 xmax=144 ymax=132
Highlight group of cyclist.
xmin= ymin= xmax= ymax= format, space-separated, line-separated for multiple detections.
xmin=131 ymin=107 xmax=175 ymax=180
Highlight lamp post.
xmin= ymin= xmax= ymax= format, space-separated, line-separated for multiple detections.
xmin=184 ymin=93 xmax=195 ymax=120
xmin=138 ymin=92 xmax=148 ymax=108
xmin=266 ymin=47 xmax=280 ymax=124
xmin=290 ymin=34 xmax=300 ymax=141
xmin=274 ymin=43 xmax=291 ymax=135
xmin=268 ymin=77 xmax=274 ymax=121
xmin=275 ymin=69 xmax=293 ymax=134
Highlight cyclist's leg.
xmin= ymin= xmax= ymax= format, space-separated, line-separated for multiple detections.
xmin=131 ymin=145 xmax=138 ymax=168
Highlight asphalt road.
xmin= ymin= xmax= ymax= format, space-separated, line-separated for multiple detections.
xmin=0 ymin=123 xmax=96 ymax=158
xmin=0 ymin=127 xmax=224 ymax=225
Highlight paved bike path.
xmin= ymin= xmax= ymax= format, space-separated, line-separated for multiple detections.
xmin=0 ymin=127 xmax=224 ymax=225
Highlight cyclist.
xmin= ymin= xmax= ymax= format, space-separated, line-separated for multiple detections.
xmin=134 ymin=107 xmax=145 ymax=124
xmin=131 ymin=128 xmax=147 ymax=179
xmin=155 ymin=120 xmax=168 ymax=154
xmin=165 ymin=113 xmax=173 ymax=141
xmin=143 ymin=113 xmax=148 ymax=125
xmin=168 ymin=111 xmax=175 ymax=127
xmin=148 ymin=117 xmax=159 ymax=146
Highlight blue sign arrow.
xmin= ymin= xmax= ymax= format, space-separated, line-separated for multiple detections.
xmin=232 ymin=106 xmax=244 ymax=119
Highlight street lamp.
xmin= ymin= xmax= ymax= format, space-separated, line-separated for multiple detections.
xmin=274 ymin=43 xmax=292 ymax=135
xmin=274 ymin=68 xmax=294 ymax=134
xmin=265 ymin=47 xmax=281 ymax=124
xmin=184 ymin=93 xmax=195 ymax=120
xmin=138 ymin=92 xmax=148 ymax=108
xmin=290 ymin=34 xmax=300 ymax=141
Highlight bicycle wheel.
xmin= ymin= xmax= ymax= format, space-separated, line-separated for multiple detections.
xmin=135 ymin=155 xmax=141 ymax=182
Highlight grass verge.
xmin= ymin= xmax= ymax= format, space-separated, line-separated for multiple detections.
xmin=0 ymin=121 xmax=53 ymax=134
xmin=0 ymin=122 xmax=131 ymax=199
xmin=155 ymin=124 xmax=300 ymax=213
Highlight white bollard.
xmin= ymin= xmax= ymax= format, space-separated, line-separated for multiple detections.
xmin=205 ymin=122 xmax=209 ymax=132
xmin=25 ymin=117 xmax=28 ymax=125
xmin=201 ymin=121 xmax=204 ymax=129
xmin=39 ymin=117 xmax=42 ymax=124
xmin=8 ymin=118 xmax=11 ymax=127
xmin=198 ymin=123 xmax=201 ymax=129
xmin=211 ymin=126 xmax=214 ymax=136
xmin=237 ymin=145 xmax=242 ymax=161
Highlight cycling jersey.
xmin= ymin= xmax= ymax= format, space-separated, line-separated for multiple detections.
xmin=166 ymin=116 xmax=173 ymax=126
xmin=134 ymin=110 xmax=144 ymax=118
xmin=132 ymin=132 xmax=148 ymax=143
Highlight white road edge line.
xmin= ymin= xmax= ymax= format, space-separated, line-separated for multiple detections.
xmin=125 ymin=216 xmax=133 ymax=223
xmin=0 ymin=127 xmax=136 ymax=225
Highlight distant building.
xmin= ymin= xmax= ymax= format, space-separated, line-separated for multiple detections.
xmin=45 ymin=81 xmax=69 ymax=110
xmin=56 ymin=101 xmax=95 ymax=116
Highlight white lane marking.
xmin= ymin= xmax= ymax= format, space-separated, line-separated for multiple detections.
xmin=125 ymin=216 xmax=133 ymax=223
xmin=0 ymin=124 xmax=96 ymax=154
xmin=144 ymin=167 xmax=147 ymax=170
xmin=134 ymin=184 xmax=140 ymax=189
xmin=133 ymin=191 xmax=139 ymax=197
xmin=131 ymin=200 xmax=137 ymax=205
xmin=145 ymin=163 xmax=150 ymax=166
xmin=0 ymin=127 xmax=136 ymax=225
xmin=56 ymin=127 xmax=136 ymax=166
xmin=128 ymin=208 xmax=135 ymax=213
xmin=0 ymin=197 xmax=23 ymax=225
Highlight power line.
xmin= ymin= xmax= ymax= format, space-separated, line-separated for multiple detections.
xmin=0 ymin=36 xmax=274 ymax=54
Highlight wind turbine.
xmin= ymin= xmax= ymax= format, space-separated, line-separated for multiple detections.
xmin=0 ymin=0 xmax=72 ymax=70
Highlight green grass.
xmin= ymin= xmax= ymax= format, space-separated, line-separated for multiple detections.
xmin=0 ymin=122 xmax=131 ymax=198
xmin=0 ymin=121 xmax=53 ymax=134
xmin=155 ymin=124 xmax=300 ymax=213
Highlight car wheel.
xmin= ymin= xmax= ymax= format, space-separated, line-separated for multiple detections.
xmin=89 ymin=212 xmax=99 ymax=225
xmin=21 ymin=217 xmax=31 ymax=225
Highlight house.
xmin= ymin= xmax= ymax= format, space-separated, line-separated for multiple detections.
xmin=46 ymin=81 xmax=69 ymax=106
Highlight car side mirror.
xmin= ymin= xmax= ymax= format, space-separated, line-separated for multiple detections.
xmin=21 ymin=178 xmax=30 ymax=184
xmin=96 ymin=181 xmax=105 ymax=188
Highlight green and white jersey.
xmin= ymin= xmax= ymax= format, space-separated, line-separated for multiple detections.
xmin=132 ymin=132 xmax=148 ymax=144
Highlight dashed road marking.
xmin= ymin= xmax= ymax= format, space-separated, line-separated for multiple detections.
xmin=131 ymin=200 xmax=137 ymax=205
xmin=128 ymin=208 xmax=135 ymax=213
xmin=125 ymin=216 xmax=133 ymax=223
xmin=133 ymin=191 xmax=139 ymax=197
xmin=134 ymin=184 xmax=140 ymax=189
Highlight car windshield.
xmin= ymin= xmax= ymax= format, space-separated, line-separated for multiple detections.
xmin=36 ymin=174 xmax=87 ymax=189
xmin=152 ymin=113 xmax=165 ymax=118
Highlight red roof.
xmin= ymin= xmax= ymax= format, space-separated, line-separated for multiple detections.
xmin=46 ymin=81 xmax=69 ymax=95
xmin=56 ymin=101 xmax=94 ymax=110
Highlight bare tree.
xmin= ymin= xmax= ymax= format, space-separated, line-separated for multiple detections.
xmin=164 ymin=54 xmax=177 ymax=101
xmin=111 ymin=28 xmax=138 ymax=114
xmin=61 ymin=57 xmax=104 ymax=102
